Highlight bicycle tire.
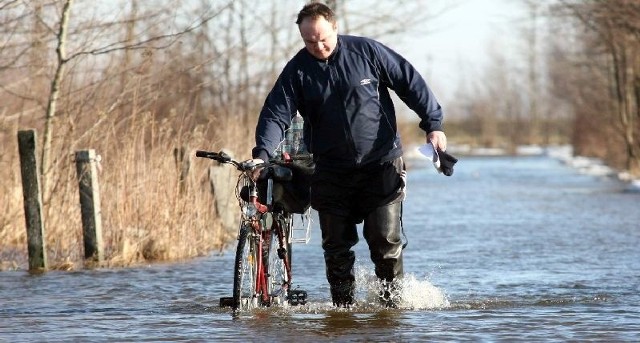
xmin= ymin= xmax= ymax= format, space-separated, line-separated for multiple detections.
xmin=232 ymin=223 xmax=257 ymax=310
xmin=232 ymin=215 xmax=296 ymax=310
xmin=266 ymin=213 xmax=293 ymax=305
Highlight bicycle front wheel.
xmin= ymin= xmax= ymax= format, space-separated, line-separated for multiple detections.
xmin=266 ymin=213 xmax=293 ymax=305
xmin=232 ymin=223 xmax=258 ymax=311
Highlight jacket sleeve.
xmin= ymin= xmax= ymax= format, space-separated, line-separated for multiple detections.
xmin=252 ymin=62 xmax=299 ymax=161
xmin=374 ymin=41 xmax=444 ymax=133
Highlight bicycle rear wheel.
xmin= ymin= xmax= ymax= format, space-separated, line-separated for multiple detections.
xmin=232 ymin=223 xmax=258 ymax=310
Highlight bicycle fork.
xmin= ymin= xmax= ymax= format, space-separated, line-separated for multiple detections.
xmin=252 ymin=221 xmax=271 ymax=305
xmin=253 ymin=218 xmax=293 ymax=306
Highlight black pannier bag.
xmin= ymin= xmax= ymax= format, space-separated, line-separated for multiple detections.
xmin=257 ymin=158 xmax=314 ymax=214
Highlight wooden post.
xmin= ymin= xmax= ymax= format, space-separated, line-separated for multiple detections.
xmin=208 ymin=163 xmax=239 ymax=234
xmin=74 ymin=149 xmax=104 ymax=263
xmin=173 ymin=146 xmax=190 ymax=194
xmin=17 ymin=129 xmax=47 ymax=271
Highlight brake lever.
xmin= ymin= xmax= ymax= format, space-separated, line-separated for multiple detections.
xmin=240 ymin=159 xmax=265 ymax=171
xmin=217 ymin=151 xmax=232 ymax=163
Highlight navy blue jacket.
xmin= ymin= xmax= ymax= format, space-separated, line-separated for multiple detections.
xmin=252 ymin=34 xmax=443 ymax=170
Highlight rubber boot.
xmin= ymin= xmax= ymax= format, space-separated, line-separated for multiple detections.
xmin=378 ymin=279 xmax=401 ymax=308
xmin=363 ymin=201 xmax=404 ymax=307
xmin=319 ymin=212 xmax=359 ymax=307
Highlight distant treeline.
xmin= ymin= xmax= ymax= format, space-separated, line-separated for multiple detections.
xmin=442 ymin=1 xmax=639 ymax=173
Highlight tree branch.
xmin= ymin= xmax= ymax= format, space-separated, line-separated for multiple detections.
xmin=65 ymin=2 xmax=233 ymax=62
xmin=0 ymin=0 xmax=20 ymax=11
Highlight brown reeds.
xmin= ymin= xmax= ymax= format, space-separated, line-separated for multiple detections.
xmin=0 ymin=41 xmax=256 ymax=269
xmin=1 ymin=103 xmax=252 ymax=270
xmin=1 ymin=1 xmax=261 ymax=271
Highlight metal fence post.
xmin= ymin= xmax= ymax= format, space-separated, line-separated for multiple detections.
xmin=74 ymin=149 xmax=104 ymax=263
xmin=17 ymin=129 xmax=47 ymax=271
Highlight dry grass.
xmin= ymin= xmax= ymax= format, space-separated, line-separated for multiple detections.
xmin=0 ymin=10 xmax=262 ymax=270
xmin=1 ymin=106 xmax=252 ymax=271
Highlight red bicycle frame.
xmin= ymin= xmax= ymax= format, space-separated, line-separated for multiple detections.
xmin=248 ymin=191 xmax=292 ymax=305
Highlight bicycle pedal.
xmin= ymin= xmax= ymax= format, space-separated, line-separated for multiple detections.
xmin=287 ymin=289 xmax=308 ymax=305
xmin=219 ymin=297 xmax=234 ymax=308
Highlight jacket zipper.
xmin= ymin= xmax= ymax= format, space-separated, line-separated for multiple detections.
xmin=327 ymin=60 xmax=358 ymax=165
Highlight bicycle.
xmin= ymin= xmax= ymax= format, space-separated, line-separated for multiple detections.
xmin=195 ymin=149 xmax=313 ymax=311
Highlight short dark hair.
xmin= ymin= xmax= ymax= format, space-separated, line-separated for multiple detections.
xmin=296 ymin=2 xmax=336 ymax=25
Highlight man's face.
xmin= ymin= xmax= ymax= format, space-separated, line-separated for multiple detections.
xmin=299 ymin=16 xmax=337 ymax=60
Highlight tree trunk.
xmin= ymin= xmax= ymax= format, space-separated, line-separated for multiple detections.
xmin=41 ymin=0 xmax=73 ymax=200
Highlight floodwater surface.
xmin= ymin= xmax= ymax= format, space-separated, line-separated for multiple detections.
xmin=1 ymin=155 xmax=639 ymax=342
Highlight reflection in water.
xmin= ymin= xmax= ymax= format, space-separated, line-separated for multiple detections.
xmin=319 ymin=310 xmax=404 ymax=338
xmin=321 ymin=311 xmax=361 ymax=331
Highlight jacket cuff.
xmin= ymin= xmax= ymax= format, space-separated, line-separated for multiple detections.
xmin=252 ymin=148 xmax=271 ymax=162
xmin=418 ymin=119 xmax=443 ymax=133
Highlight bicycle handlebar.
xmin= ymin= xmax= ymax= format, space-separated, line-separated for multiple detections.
xmin=195 ymin=150 xmax=265 ymax=172
xmin=196 ymin=149 xmax=313 ymax=216
xmin=195 ymin=150 xmax=313 ymax=172
xmin=196 ymin=149 xmax=271 ymax=213
xmin=195 ymin=150 xmax=233 ymax=163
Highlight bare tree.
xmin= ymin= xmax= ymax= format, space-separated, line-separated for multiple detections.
xmin=553 ymin=0 xmax=640 ymax=174
xmin=522 ymin=0 xmax=541 ymax=144
xmin=40 ymin=0 xmax=72 ymax=198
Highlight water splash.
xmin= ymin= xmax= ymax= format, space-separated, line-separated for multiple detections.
xmin=354 ymin=268 xmax=450 ymax=310
xmin=232 ymin=270 xmax=451 ymax=314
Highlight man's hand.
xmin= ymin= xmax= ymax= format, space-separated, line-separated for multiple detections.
xmin=427 ymin=130 xmax=447 ymax=152
xmin=426 ymin=131 xmax=458 ymax=176
xmin=242 ymin=158 xmax=264 ymax=181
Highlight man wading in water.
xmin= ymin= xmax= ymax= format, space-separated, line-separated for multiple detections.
xmin=250 ymin=2 xmax=450 ymax=307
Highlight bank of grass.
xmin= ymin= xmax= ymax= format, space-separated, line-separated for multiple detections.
xmin=1 ymin=110 xmax=252 ymax=271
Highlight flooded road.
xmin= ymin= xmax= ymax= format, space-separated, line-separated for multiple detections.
xmin=1 ymin=155 xmax=639 ymax=342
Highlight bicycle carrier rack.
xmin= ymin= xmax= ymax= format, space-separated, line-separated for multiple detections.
xmin=290 ymin=210 xmax=312 ymax=244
